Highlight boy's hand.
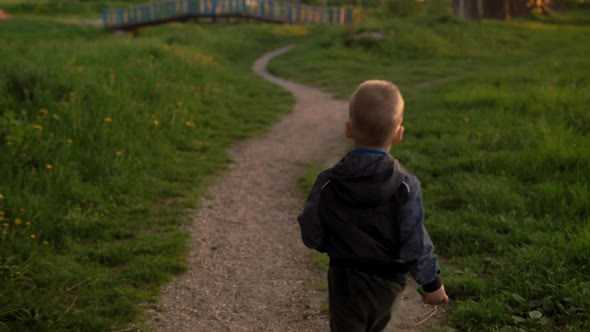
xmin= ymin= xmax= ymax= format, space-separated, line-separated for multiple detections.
xmin=421 ymin=285 xmax=449 ymax=305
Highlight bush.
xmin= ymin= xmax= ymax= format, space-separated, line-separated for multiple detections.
xmin=381 ymin=0 xmax=426 ymax=17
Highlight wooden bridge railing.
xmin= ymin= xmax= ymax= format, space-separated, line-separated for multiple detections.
xmin=103 ymin=0 xmax=354 ymax=29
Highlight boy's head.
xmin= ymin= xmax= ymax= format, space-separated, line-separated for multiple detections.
xmin=346 ymin=80 xmax=405 ymax=150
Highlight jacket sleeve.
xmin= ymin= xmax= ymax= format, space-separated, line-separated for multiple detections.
xmin=297 ymin=169 xmax=330 ymax=252
xmin=398 ymin=175 xmax=443 ymax=292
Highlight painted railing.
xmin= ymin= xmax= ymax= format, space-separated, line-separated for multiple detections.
xmin=102 ymin=0 xmax=354 ymax=29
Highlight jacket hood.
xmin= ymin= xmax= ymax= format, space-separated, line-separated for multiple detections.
xmin=327 ymin=152 xmax=404 ymax=207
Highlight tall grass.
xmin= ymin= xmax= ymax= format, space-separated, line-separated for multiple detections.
xmin=0 ymin=18 xmax=307 ymax=330
xmin=285 ymin=6 xmax=590 ymax=331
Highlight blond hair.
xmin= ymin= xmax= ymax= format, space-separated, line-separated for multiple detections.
xmin=348 ymin=80 xmax=404 ymax=147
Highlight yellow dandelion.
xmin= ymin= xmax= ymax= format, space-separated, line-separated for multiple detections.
xmin=46 ymin=164 xmax=53 ymax=170
xmin=52 ymin=114 xmax=60 ymax=120
xmin=38 ymin=108 xmax=49 ymax=116
xmin=153 ymin=119 xmax=159 ymax=126
xmin=14 ymin=218 xmax=22 ymax=225
xmin=2 ymin=223 xmax=8 ymax=227
xmin=104 ymin=117 xmax=113 ymax=123
xmin=26 ymin=221 xmax=31 ymax=226
xmin=0 ymin=216 xmax=3 ymax=222
xmin=67 ymin=139 xmax=73 ymax=144
xmin=30 ymin=234 xmax=36 ymax=239
xmin=0 ymin=193 xmax=3 ymax=200
xmin=43 ymin=241 xmax=49 ymax=245
xmin=115 ymin=151 xmax=123 ymax=157
xmin=185 ymin=121 xmax=195 ymax=127
xmin=33 ymin=124 xmax=43 ymax=131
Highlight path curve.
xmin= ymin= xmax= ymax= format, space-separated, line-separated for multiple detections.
xmin=150 ymin=46 xmax=447 ymax=332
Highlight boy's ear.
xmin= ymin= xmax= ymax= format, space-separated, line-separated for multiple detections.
xmin=345 ymin=121 xmax=353 ymax=139
xmin=392 ymin=125 xmax=404 ymax=144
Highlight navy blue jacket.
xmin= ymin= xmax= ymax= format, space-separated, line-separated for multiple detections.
xmin=298 ymin=149 xmax=442 ymax=292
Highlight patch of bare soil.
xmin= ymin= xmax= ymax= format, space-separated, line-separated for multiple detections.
xmin=149 ymin=46 xmax=448 ymax=331
xmin=0 ymin=10 xmax=12 ymax=20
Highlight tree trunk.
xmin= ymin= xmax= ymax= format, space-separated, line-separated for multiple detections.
xmin=504 ymin=0 xmax=511 ymax=21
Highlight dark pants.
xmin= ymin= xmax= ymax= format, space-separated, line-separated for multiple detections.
xmin=328 ymin=266 xmax=404 ymax=332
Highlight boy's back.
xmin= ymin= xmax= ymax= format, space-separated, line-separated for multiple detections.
xmin=297 ymin=80 xmax=448 ymax=332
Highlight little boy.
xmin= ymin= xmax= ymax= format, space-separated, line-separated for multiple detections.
xmin=298 ymin=80 xmax=448 ymax=331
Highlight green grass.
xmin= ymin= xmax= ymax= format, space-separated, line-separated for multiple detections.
xmin=0 ymin=16 xmax=309 ymax=330
xmin=288 ymin=5 xmax=590 ymax=332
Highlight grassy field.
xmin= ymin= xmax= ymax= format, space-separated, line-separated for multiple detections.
xmin=0 ymin=13 xmax=309 ymax=330
xmin=278 ymin=4 xmax=590 ymax=332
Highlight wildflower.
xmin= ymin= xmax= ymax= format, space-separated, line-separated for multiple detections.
xmin=67 ymin=139 xmax=73 ymax=144
xmin=14 ymin=218 xmax=22 ymax=225
xmin=2 ymin=223 xmax=8 ymax=227
xmin=115 ymin=151 xmax=123 ymax=157
xmin=26 ymin=221 xmax=31 ymax=226
xmin=0 ymin=193 xmax=3 ymax=200
xmin=30 ymin=234 xmax=36 ymax=239
xmin=39 ymin=108 xmax=49 ymax=116
xmin=185 ymin=121 xmax=195 ymax=127
xmin=33 ymin=124 xmax=43 ymax=131
xmin=153 ymin=119 xmax=159 ymax=126
xmin=104 ymin=117 xmax=113 ymax=123
xmin=43 ymin=241 xmax=49 ymax=245
xmin=52 ymin=114 xmax=60 ymax=120
xmin=46 ymin=164 xmax=53 ymax=170
xmin=0 ymin=216 xmax=3 ymax=222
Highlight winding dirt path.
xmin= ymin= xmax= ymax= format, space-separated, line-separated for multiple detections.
xmin=150 ymin=46 xmax=447 ymax=332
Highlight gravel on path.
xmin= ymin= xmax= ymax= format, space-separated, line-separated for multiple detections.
xmin=149 ymin=46 xmax=447 ymax=332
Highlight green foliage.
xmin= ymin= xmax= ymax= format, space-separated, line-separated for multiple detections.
xmin=0 ymin=18 xmax=305 ymax=330
xmin=1 ymin=0 xmax=143 ymax=17
xmin=285 ymin=9 xmax=590 ymax=331
xmin=381 ymin=0 xmax=426 ymax=17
